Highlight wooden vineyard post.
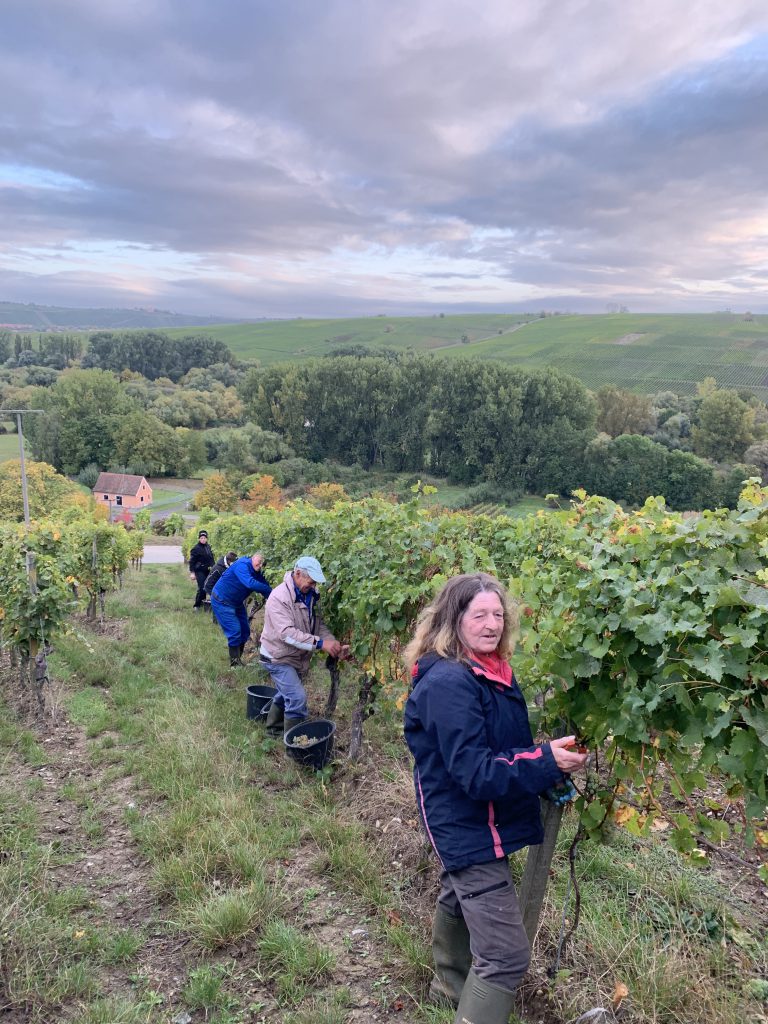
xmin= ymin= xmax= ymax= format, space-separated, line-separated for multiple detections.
xmin=347 ymin=674 xmax=377 ymax=762
xmin=324 ymin=655 xmax=340 ymax=718
xmin=518 ymin=798 xmax=565 ymax=944
xmin=87 ymin=537 xmax=98 ymax=620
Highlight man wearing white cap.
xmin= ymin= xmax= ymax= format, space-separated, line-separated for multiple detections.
xmin=259 ymin=555 xmax=349 ymax=735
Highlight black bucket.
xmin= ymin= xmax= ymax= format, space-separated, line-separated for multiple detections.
xmin=246 ymin=684 xmax=277 ymax=721
xmin=284 ymin=718 xmax=336 ymax=771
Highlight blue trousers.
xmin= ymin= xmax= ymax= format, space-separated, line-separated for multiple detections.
xmin=259 ymin=660 xmax=308 ymax=718
xmin=211 ymin=599 xmax=250 ymax=647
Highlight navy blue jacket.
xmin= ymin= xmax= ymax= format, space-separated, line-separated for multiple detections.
xmin=211 ymin=556 xmax=272 ymax=607
xmin=404 ymin=653 xmax=564 ymax=872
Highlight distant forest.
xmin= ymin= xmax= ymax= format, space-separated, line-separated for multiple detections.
xmin=1 ymin=328 xmax=766 ymax=511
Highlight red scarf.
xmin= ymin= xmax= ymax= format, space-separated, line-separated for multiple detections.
xmin=411 ymin=651 xmax=513 ymax=687
xmin=468 ymin=650 xmax=513 ymax=687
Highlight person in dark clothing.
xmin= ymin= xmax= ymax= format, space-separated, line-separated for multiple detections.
xmin=404 ymin=573 xmax=588 ymax=1024
xmin=211 ymin=553 xmax=272 ymax=667
xmin=204 ymin=551 xmax=238 ymax=600
xmin=188 ymin=530 xmax=216 ymax=610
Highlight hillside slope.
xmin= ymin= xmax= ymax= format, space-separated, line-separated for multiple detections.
xmin=164 ymin=312 xmax=768 ymax=396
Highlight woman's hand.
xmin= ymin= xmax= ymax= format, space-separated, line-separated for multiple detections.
xmin=550 ymin=736 xmax=590 ymax=773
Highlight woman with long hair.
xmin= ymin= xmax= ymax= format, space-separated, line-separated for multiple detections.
xmin=404 ymin=573 xmax=587 ymax=1024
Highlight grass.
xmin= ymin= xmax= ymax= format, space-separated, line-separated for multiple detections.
xmin=0 ymin=431 xmax=26 ymax=463
xmin=147 ymin=486 xmax=189 ymax=507
xmin=258 ymin=919 xmax=336 ymax=1002
xmin=182 ymin=880 xmax=286 ymax=949
xmin=1 ymin=564 xmax=765 ymax=1023
xmin=159 ymin=311 xmax=768 ymax=398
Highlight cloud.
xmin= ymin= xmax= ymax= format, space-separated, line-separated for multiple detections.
xmin=1 ymin=1 xmax=768 ymax=314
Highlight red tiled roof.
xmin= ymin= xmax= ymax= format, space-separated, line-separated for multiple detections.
xmin=93 ymin=472 xmax=149 ymax=496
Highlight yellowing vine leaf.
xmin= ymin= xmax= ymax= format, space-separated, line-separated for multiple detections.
xmin=613 ymin=806 xmax=635 ymax=827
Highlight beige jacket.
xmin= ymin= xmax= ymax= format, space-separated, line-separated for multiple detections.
xmin=259 ymin=571 xmax=336 ymax=673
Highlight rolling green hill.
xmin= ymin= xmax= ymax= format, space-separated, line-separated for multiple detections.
xmin=165 ymin=311 xmax=768 ymax=396
xmin=168 ymin=313 xmax=535 ymax=361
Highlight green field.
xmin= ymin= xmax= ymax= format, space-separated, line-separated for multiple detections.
xmin=166 ymin=312 xmax=768 ymax=397
xmin=0 ymin=432 xmax=25 ymax=463
xmin=167 ymin=313 xmax=536 ymax=361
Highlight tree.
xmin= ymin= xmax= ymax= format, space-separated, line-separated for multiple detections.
xmin=305 ymin=482 xmax=348 ymax=508
xmin=242 ymin=474 xmax=283 ymax=510
xmin=581 ymin=434 xmax=715 ymax=510
xmin=175 ymin=428 xmax=207 ymax=476
xmin=743 ymin=442 xmax=768 ymax=480
xmin=164 ymin=512 xmax=186 ymax=535
xmin=192 ymin=472 xmax=238 ymax=513
xmin=595 ymin=386 xmax=654 ymax=437
xmin=25 ymin=369 xmax=137 ymax=475
xmin=692 ymin=389 xmax=755 ymax=461
xmin=112 ymin=412 xmax=184 ymax=476
xmin=83 ymin=331 xmax=234 ymax=381
xmin=0 ymin=459 xmax=90 ymax=521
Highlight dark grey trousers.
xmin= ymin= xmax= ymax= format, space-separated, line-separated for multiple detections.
xmin=437 ymin=857 xmax=530 ymax=991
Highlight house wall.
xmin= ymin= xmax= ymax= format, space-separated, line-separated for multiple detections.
xmin=93 ymin=481 xmax=153 ymax=510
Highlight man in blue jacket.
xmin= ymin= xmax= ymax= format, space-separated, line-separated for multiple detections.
xmin=210 ymin=552 xmax=272 ymax=667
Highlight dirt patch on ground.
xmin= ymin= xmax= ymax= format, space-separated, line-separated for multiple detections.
xmin=614 ymin=333 xmax=646 ymax=345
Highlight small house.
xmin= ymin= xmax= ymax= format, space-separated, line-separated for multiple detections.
xmin=93 ymin=472 xmax=152 ymax=512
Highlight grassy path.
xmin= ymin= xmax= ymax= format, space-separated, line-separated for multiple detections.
xmin=1 ymin=566 xmax=766 ymax=1023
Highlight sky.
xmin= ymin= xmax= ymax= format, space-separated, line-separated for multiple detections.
xmin=2 ymin=0 xmax=768 ymax=319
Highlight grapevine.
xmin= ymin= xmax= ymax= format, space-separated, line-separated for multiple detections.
xmin=194 ymin=484 xmax=768 ymax=864
xmin=0 ymin=519 xmax=140 ymax=699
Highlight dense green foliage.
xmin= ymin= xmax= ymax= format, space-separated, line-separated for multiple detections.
xmin=25 ymin=370 xmax=136 ymax=474
xmin=4 ymin=316 xmax=768 ymax=507
xmin=240 ymin=355 xmax=748 ymax=508
xmin=242 ymin=355 xmax=596 ymax=491
xmin=195 ymin=486 xmax=768 ymax=857
xmin=23 ymin=370 xmax=205 ymax=476
xmin=0 ymin=330 xmax=83 ymax=368
xmin=582 ymin=434 xmax=717 ymax=510
xmin=82 ymin=331 xmax=233 ymax=381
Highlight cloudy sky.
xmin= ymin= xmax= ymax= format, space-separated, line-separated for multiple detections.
xmin=2 ymin=0 xmax=768 ymax=318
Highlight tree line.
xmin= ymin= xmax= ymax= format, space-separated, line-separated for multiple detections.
xmin=3 ymin=329 xmax=768 ymax=510
xmin=82 ymin=331 xmax=234 ymax=381
xmin=239 ymin=355 xmax=762 ymax=509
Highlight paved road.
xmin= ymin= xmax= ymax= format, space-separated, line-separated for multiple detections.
xmin=143 ymin=545 xmax=184 ymax=564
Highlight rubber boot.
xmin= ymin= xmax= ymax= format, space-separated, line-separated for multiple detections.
xmin=228 ymin=645 xmax=243 ymax=667
xmin=264 ymin=702 xmax=285 ymax=737
xmin=283 ymin=715 xmax=307 ymax=737
xmin=454 ymin=969 xmax=516 ymax=1024
xmin=429 ymin=908 xmax=472 ymax=1007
